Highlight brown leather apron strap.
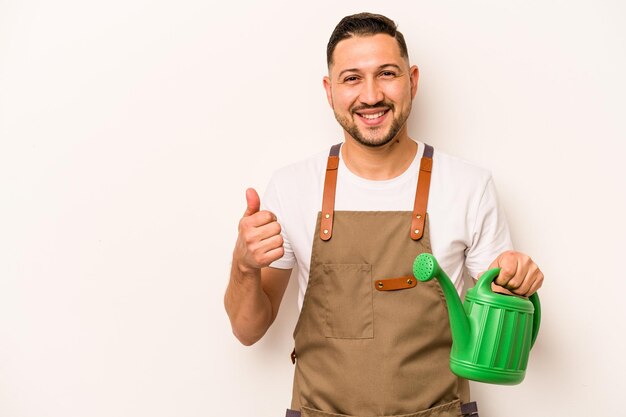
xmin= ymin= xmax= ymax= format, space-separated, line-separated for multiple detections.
xmin=320 ymin=143 xmax=341 ymax=241
xmin=374 ymin=275 xmax=416 ymax=291
xmin=411 ymin=144 xmax=434 ymax=241
xmin=320 ymin=143 xmax=434 ymax=242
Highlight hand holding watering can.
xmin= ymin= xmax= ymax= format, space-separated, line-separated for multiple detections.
xmin=487 ymin=251 xmax=544 ymax=298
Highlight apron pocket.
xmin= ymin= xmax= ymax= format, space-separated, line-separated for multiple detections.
xmin=322 ymin=263 xmax=373 ymax=339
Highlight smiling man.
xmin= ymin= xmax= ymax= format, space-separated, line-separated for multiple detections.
xmin=324 ymin=33 xmax=416 ymax=150
xmin=225 ymin=12 xmax=543 ymax=417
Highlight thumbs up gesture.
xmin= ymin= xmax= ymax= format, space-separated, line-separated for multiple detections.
xmin=234 ymin=188 xmax=285 ymax=272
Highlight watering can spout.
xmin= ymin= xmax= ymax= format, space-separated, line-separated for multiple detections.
xmin=413 ymin=253 xmax=471 ymax=351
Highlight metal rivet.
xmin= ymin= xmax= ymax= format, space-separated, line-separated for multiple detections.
xmin=325 ymin=213 xmax=330 ymax=219
xmin=323 ymin=229 xmax=329 ymax=234
xmin=414 ymin=229 xmax=420 ymax=234
xmin=416 ymin=214 xmax=422 ymax=219
xmin=377 ymin=282 xmax=383 ymax=288
xmin=407 ymin=279 xmax=413 ymax=285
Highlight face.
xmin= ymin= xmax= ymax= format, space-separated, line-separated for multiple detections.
xmin=324 ymin=34 xmax=419 ymax=148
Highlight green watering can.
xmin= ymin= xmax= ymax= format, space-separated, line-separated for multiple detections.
xmin=413 ymin=253 xmax=541 ymax=385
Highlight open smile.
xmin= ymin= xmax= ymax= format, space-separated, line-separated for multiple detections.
xmin=354 ymin=109 xmax=390 ymax=126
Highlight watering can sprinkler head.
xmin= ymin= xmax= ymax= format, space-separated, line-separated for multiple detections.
xmin=413 ymin=252 xmax=445 ymax=283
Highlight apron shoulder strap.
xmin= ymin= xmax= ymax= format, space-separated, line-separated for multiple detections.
xmin=320 ymin=143 xmax=341 ymax=241
xmin=319 ymin=142 xmax=434 ymax=241
xmin=411 ymin=144 xmax=434 ymax=240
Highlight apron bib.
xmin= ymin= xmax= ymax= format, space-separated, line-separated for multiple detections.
xmin=287 ymin=144 xmax=476 ymax=417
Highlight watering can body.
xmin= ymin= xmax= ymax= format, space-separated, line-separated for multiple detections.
xmin=413 ymin=253 xmax=540 ymax=385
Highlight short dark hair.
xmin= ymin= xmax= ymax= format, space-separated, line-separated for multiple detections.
xmin=326 ymin=12 xmax=409 ymax=67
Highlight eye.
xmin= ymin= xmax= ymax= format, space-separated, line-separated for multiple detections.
xmin=380 ymin=71 xmax=397 ymax=78
xmin=343 ymin=75 xmax=360 ymax=83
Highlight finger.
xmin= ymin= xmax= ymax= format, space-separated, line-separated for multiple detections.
xmin=259 ymin=234 xmax=285 ymax=253
xmin=250 ymin=235 xmax=285 ymax=267
xmin=526 ymin=270 xmax=544 ymax=296
xmin=508 ymin=267 xmax=535 ymax=296
xmin=243 ymin=188 xmax=261 ymax=217
xmin=261 ymin=246 xmax=285 ymax=266
xmin=508 ymin=260 xmax=535 ymax=292
xmin=267 ymin=246 xmax=285 ymax=265
xmin=521 ymin=265 xmax=543 ymax=295
xmin=493 ymin=253 xmax=519 ymax=288
xmin=241 ymin=210 xmax=278 ymax=230
xmin=247 ymin=221 xmax=282 ymax=242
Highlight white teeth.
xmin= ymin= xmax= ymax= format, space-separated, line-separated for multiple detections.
xmin=361 ymin=111 xmax=385 ymax=119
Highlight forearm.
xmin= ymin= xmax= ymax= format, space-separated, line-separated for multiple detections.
xmin=224 ymin=261 xmax=273 ymax=346
xmin=225 ymin=187 xmax=288 ymax=345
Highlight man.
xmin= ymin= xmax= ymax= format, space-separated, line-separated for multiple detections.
xmin=225 ymin=12 xmax=543 ymax=417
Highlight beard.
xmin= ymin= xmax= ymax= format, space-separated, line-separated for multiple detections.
xmin=334 ymin=101 xmax=410 ymax=148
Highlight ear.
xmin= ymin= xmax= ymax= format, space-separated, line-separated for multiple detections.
xmin=409 ymin=65 xmax=419 ymax=99
xmin=323 ymin=76 xmax=334 ymax=108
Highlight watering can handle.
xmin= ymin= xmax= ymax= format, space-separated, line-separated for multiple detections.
xmin=529 ymin=292 xmax=541 ymax=348
xmin=477 ymin=268 xmax=541 ymax=348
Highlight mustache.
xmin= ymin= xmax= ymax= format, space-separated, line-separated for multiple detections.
xmin=351 ymin=101 xmax=394 ymax=114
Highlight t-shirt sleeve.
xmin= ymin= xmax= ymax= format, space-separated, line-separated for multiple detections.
xmin=261 ymin=174 xmax=296 ymax=270
xmin=464 ymin=176 xmax=514 ymax=278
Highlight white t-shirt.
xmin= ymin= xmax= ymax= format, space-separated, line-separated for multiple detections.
xmin=262 ymin=141 xmax=513 ymax=309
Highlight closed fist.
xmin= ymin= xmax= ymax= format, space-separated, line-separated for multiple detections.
xmin=490 ymin=251 xmax=544 ymax=297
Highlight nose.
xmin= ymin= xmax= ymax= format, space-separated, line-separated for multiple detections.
xmin=358 ymin=77 xmax=384 ymax=106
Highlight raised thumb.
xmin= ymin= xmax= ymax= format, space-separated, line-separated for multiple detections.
xmin=243 ymin=188 xmax=261 ymax=217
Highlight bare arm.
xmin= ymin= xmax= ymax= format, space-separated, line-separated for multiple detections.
xmin=224 ymin=265 xmax=291 ymax=346
xmin=224 ymin=188 xmax=292 ymax=346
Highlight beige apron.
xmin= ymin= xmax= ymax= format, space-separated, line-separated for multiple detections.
xmin=287 ymin=144 xmax=476 ymax=417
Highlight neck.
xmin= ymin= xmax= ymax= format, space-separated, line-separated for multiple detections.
xmin=341 ymin=128 xmax=418 ymax=180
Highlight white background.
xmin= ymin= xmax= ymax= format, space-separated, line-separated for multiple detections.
xmin=1 ymin=1 xmax=625 ymax=416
